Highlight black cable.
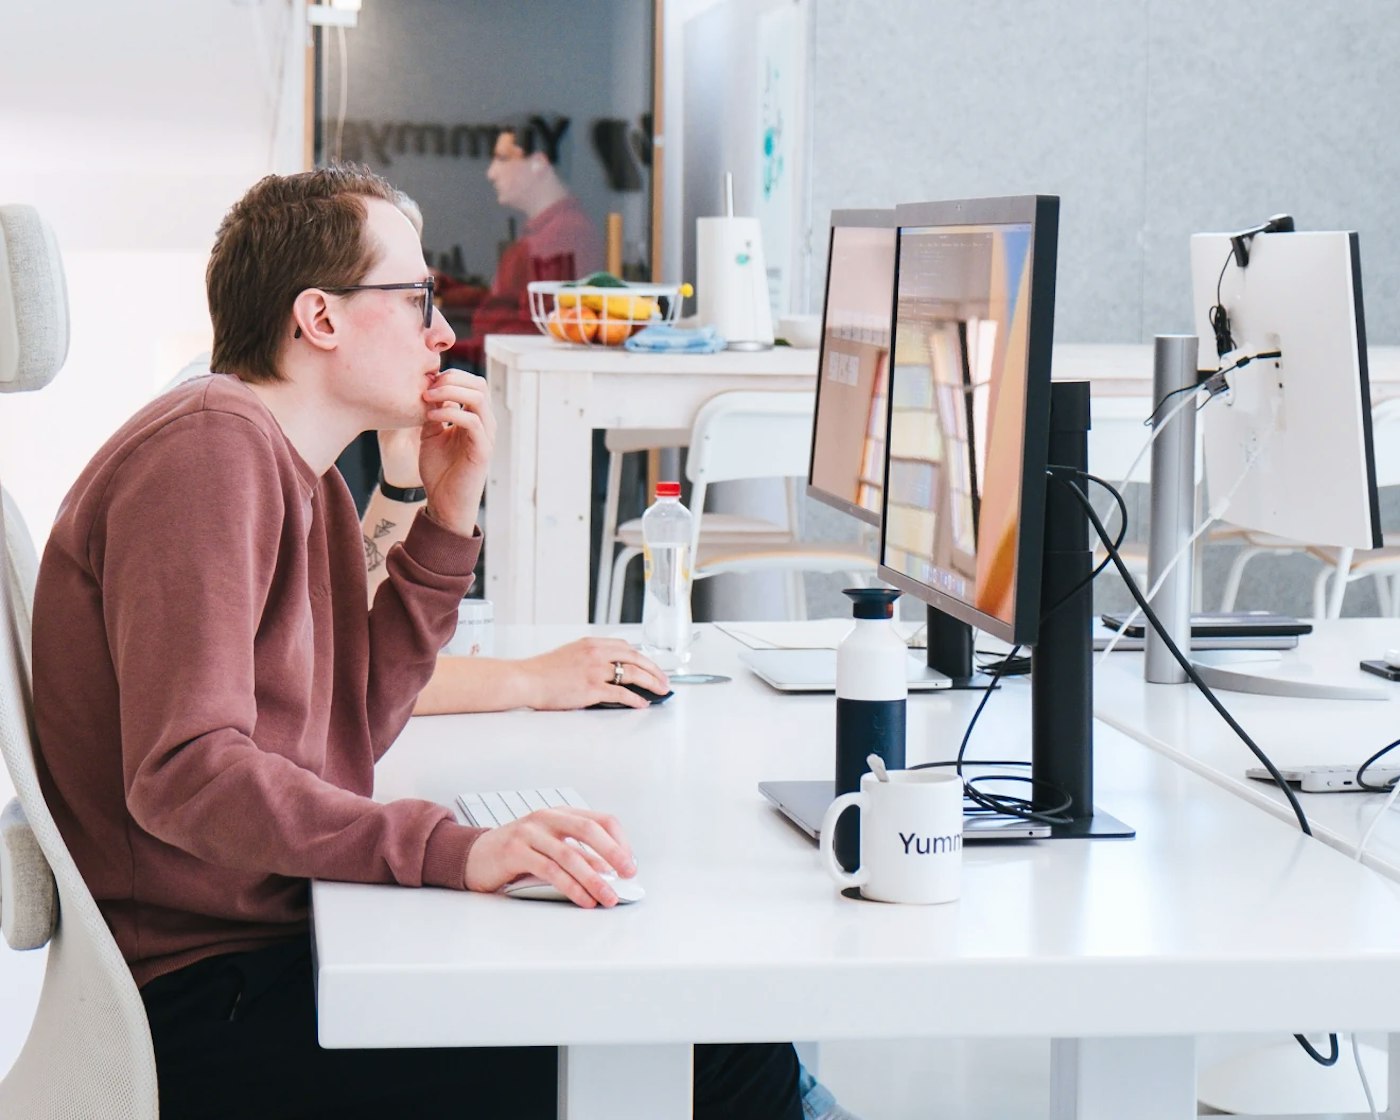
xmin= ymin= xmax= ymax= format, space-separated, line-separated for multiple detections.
xmin=1356 ymin=736 xmax=1400 ymax=792
xmin=1210 ymin=247 xmax=1235 ymax=357
xmin=1043 ymin=467 xmax=1128 ymax=620
xmin=1053 ymin=473 xmax=1340 ymax=1069
xmin=1054 ymin=474 xmax=1311 ymax=833
xmin=1294 ymin=1034 xmax=1340 ymax=1067
xmin=910 ymin=644 xmax=1075 ymax=826
xmin=1145 ymin=382 xmax=1203 ymax=428
xmin=909 ymin=467 xmax=1128 ymax=827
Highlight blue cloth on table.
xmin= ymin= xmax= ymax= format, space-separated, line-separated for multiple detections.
xmin=623 ymin=323 xmax=727 ymax=354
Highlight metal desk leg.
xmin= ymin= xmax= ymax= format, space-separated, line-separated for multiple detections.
xmin=558 ymin=1043 xmax=693 ymax=1119
xmin=1050 ymin=1036 xmax=1196 ymax=1120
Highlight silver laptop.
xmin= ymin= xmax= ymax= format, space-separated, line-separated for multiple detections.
xmin=759 ymin=779 xmax=1051 ymax=841
xmin=741 ymin=649 xmax=952 ymax=692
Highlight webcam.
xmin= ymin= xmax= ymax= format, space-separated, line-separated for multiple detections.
xmin=1229 ymin=213 xmax=1295 ymax=268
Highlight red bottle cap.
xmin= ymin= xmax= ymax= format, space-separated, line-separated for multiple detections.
xmin=656 ymin=482 xmax=681 ymax=498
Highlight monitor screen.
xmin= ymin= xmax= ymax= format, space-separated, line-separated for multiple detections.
xmin=1189 ymin=229 xmax=1382 ymax=550
xmin=806 ymin=211 xmax=898 ymax=526
xmin=877 ymin=196 xmax=1059 ymax=645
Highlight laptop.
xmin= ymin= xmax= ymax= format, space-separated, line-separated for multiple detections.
xmin=1099 ymin=610 xmax=1312 ymax=639
xmin=741 ymin=648 xmax=952 ymax=692
xmin=758 ymin=779 xmax=1051 ymax=841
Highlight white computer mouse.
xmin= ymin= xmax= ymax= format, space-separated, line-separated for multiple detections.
xmin=501 ymin=873 xmax=646 ymax=905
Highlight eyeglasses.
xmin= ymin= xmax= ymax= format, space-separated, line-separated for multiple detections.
xmin=320 ymin=278 xmax=437 ymax=329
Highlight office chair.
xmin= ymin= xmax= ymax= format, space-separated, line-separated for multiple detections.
xmin=0 ymin=203 xmax=160 ymax=1118
xmin=603 ymin=390 xmax=877 ymax=624
xmin=1216 ymin=397 xmax=1400 ymax=618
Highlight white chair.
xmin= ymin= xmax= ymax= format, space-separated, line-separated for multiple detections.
xmin=603 ymin=390 xmax=877 ymax=624
xmin=0 ymin=203 xmax=159 ymax=1117
xmin=1218 ymin=398 xmax=1400 ymax=618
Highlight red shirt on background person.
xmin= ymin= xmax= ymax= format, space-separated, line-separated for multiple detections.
xmin=453 ymin=129 xmax=603 ymax=367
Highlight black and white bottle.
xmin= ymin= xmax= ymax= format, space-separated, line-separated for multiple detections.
xmin=833 ymin=587 xmax=906 ymax=871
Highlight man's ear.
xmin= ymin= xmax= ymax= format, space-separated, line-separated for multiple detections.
xmin=290 ymin=289 xmax=337 ymax=349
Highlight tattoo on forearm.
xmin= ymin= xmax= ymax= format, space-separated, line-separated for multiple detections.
xmin=371 ymin=518 xmax=397 ymax=539
xmin=363 ymin=535 xmax=385 ymax=572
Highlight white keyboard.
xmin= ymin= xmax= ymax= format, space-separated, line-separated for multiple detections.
xmin=456 ymin=786 xmax=589 ymax=827
xmin=455 ymin=787 xmax=646 ymax=904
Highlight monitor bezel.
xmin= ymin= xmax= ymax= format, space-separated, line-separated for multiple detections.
xmin=876 ymin=194 xmax=1059 ymax=647
xmin=805 ymin=207 xmax=898 ymax=528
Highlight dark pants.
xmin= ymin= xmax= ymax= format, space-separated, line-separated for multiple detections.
xmin=141 ymin=937 xmax=801 ymax=1120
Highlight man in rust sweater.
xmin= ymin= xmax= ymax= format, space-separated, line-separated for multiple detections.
xmin=30 ymin=167 xmax=800 ymax=1119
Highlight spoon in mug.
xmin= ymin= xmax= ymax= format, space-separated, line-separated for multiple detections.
xmin=866 ymin=753 xmax=890 ymax=782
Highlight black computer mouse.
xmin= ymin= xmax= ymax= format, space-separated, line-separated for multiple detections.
xmin=586 ymin=683 xmax=675 ymax=710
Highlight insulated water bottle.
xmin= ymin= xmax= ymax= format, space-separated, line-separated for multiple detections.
xmin=833 ymin=587 xmax=907 ymax=871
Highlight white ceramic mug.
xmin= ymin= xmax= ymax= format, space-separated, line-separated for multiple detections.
xmin=819 ymin=769 xmax=963 ymax=904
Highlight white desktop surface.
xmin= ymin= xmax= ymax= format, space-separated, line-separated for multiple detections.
xmin=313 ymin=623 xmax=1400 ymax=1119
xmin=1094 ymin=616 xmax=1400 ymax=879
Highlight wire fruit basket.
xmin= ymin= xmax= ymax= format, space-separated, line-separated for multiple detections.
xmin=528 ymin=280 xmax=687 ymax=347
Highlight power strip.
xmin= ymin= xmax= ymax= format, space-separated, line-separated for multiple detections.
xmin=1246 ymin=764 xmax=1400 ymax=793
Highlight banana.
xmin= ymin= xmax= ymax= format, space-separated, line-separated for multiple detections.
xmin=555 ymin=287 xmax=660 ymax=321
xmin=572 ymin=292 xmax=657 ymax=321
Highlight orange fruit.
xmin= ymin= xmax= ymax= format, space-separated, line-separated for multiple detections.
xmin=546 ymin=305 xmax=598 ymax=344
xmin=595 ymin=317 xmax=636 ymax=346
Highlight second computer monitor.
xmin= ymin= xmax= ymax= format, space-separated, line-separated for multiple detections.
xmin=1189 ymin=229 xmax=1382 ymax=551
xmin=806 ymin=210 xmax=898 ymax=527
xmin=877 ymin=195 xmax=1060 ymax=647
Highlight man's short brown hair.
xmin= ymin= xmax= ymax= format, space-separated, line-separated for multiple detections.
xmin=207 ymin=165 xmax=399 ymax=383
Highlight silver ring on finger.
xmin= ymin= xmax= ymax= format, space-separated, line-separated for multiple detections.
xmin=612 ymin=660 xmax=625 ymax=686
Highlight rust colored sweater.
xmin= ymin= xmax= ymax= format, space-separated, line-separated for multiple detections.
xmin=31 ymin=374 xmax=485 ymax=987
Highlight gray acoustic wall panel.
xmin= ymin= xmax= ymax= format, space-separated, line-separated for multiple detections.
xmin=808 ymin=0 xmax=1400 ymax=344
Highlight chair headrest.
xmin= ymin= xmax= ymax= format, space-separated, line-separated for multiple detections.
xmin=0 ymin=204 xmax=70 ymax=394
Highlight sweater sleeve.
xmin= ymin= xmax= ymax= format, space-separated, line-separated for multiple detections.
xmin=364 ymin=511 xmax=481 ymax=762
xmin=96 ymin=412 xmax=482 ymax=889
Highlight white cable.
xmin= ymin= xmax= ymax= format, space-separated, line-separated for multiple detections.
xmin=1349 ymin=759 xmax=1396 ymax=1120
xmin=1087 ymin=387 xmax=1199 ymax=542
xmin=1351 ymin=1031 xmax=1380 ymax=1120
xmin=1095 ymin=398 xmax=1272 ymax=663
xmin=1354 ymin=773 xmax=1400 ymax=866
xmin=1109 ymin=387 xmax=1200 ymax=508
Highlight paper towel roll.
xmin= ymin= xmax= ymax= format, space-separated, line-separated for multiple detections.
xmin=696 ymin=216 xmax=774 ymax=350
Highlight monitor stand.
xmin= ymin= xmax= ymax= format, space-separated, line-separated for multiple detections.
xmin=1035 ymin=381 xmax=1134 ymax=839
xmin=1144 ymin=335 xmax=1387 ymax=701
xmin=924 ymin=605 xmax=998 ymax=690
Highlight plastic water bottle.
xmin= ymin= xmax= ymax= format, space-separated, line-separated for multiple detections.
xmin=833 ymin=587 xmax=907 ymax=871
xmin=641 ymin=481 xmax=694 ymax=671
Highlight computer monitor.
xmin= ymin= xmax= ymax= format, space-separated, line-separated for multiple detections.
xmin=877 ymin=196 xmax=1058 ymax=647
xmin=1189 ymin=229 xmax=1382 ymax=552
xmin=806 ymin=210 xmax=898 ymax=526
xmin=1165 ymin=227 xmax=1387 ymax=701
xmin=876 ymin=194 xmax=1130 ymax=838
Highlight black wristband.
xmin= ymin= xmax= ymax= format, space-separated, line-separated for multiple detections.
xmin=378 ymin=471 xmax=427 ymax=504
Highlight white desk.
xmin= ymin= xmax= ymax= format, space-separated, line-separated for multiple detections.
xmin=1095 ymin=617 xmax=1400 ymax=880
xmin=482 ymin=336 xmax=820 ymax=625
xmin=313 ymin=624 xmax=1400 ymax=1119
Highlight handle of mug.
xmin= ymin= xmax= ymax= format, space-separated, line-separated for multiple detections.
xmin=819 ymin=791 xmax=868 ymax=890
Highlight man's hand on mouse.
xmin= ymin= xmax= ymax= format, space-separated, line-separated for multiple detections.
xmin=517 ymin=637 xmax=670 ymax=710
xmin=464 ymin=808 xmax=637 ymax=908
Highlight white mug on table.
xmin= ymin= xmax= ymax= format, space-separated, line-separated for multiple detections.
xmin=819 ymin=769 xmax=962 ymax=905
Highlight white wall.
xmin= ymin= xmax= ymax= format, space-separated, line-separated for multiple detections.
xmin=0 ymin=0 xmax=306 ymax=1076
